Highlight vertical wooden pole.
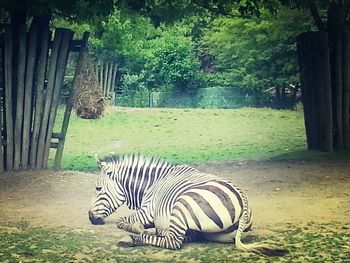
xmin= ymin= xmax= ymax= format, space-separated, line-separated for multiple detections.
xmin=43 ymin=29 xmax=73 ymax=168
xmin=318 ymin=32 xmax=333 ymax=152
xmin=99 ymin=61 xmax=104 ymax=92
xmin=297 ymin=33 xmax=316 ymax=149
xmin=298 ymin=32 xmax=333 ymax=152
xmin=36 ymin=29 xmax=63 ymax=168
xmin=103 ymin=62 xmax=109 ymax=97
xmin=107 ymin=62 xmax=113 ymax=104
xmin=21 ymin=25 xmax=38 ymax=169
xmin=54 ymin=32 xmax=89 ymax=169
xmin=95 ymin=61 xmax=99 ymax=85
xmin=334 ymin=32 xmax=343 ymax=149
xmin=4 ymin=25 xmax=14 ymax=170
xmin=0 ymin=46 xmax=3 ymax=172
xmin=103 ymin=62 xmax=109 ymax=98
xmin=111 ymin=63 xmax=117 ymax=106
xmin=13 ymin=24 xmax=27 ymax=170
xmin=30 ymin=27 xmax=50 ymax=168
xmin=343 ymin=31 xmax=350 ymax=149
xmin=104 ymin=62 xmax=109 ymax=101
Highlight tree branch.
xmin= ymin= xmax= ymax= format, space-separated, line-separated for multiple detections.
xmin=308 ymin=0 xmax=327 ymax=31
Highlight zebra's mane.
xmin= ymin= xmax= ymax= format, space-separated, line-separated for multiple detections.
xmin=101 ymin=153 xmax=179 ymax=169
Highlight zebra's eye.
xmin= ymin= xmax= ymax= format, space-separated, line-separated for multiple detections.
xmin=96 ymin=186 xmax=102 ymax=191
xmin=106 ymin=171 xmax=112 ymax=176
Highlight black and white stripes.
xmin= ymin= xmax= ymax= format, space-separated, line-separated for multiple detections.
xmin=88 ymin=154 xmax=287 ymax=256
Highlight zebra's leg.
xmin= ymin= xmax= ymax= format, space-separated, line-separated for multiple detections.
xmin=147 ymin=228 xmax=202 ymax=243
xmin=116 ymin=208 xmax=152 ymax=234
xmin=131 ymin=209 xmax=188 ymax=249
xmin=183 ymin=230 xmax=204 ymax=243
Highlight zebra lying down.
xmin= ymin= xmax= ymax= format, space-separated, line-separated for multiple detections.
xmin=88 ymin=154 xmax=287 ymax=256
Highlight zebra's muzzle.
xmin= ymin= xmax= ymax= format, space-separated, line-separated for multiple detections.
xmin=88 ymin=210 xmax=105 ymax=225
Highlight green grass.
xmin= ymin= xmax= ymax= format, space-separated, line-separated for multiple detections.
xmin=1 ymin=221 xmax=349 ymax=262
xmin=51 ymin=107 xmax=350 ymax=171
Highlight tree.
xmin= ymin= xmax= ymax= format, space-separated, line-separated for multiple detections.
xmin=201 ymin=7 xmax=313 ymax=107
xmin=146 ymin=23 xmax=201 ymax=91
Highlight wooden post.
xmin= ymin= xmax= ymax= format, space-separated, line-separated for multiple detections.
xmin=297 ymin=32 xmax=333 ymax=152
xmin=36 ymin=28 xmax=63 ymax=168
xmin=343 ymin=31 xmax=350 ymax=149
xmin=21 ymin=25 xmax=38 ymax=169
xmin=297 ymin=33 xmax=317 ymax=149
xmin=4 ymin=25 xmax=14 ymax=170
xmin=99 ymin=61 xmax=104 ymax=91
xmin=43 ymin=29 xmax=73 ymax=168
xmin=111 ymin=63 xmax=117 ymax=106
xmin=13 ymin=25 xmax=27 ymax=169
xmin=29 ymin=27 xmax=50 ymax=168
xmin=103 ymin=62 xmax=109 ymax=97
xmin=54 ymin=32 xmax=90 ymax=169
xmin=95 ymin=61 xmax=99 ymax=85
xmin=334 ymin=32 xmax=343 ymax=149
xmin=0 ymin=47 xmax=3 ymax=171
xmin=107 ymin=62 xmax=113 ymax=104
xmin=318 ymin=32 xmax=333 ymax=152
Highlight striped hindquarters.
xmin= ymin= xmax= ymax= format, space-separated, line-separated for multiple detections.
xmin=173 ymin=179 xmax=246 ymax=233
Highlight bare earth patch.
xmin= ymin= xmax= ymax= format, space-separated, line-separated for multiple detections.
xmin=0 ymin=159 xmax=349 ymax=261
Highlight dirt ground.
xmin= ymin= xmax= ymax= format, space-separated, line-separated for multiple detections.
xmin=0 ymin=159 xmax=349 ymax=239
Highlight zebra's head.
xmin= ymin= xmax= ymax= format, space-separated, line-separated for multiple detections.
xmin=88 ymin=155 xmax=126 ymax=225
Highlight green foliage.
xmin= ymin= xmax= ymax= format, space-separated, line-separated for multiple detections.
xmin=90 ymin=11 xmax=156 ymax=64
xmin=146 ymin=24 xmax=201 ymax=91
xmin=0 ymin=0 xmax=114 ymax=22
xmin=201 ymin=7 xmax=313 ymax=94
xmin=120 ymin=72 xmax=150 ymax=107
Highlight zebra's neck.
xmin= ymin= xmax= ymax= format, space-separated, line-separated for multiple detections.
xmin=113 ymin=155 xmax=196 ymax=210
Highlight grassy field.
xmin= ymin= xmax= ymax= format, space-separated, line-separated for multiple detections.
xmin=51 ymin=107 xmax=308 ymax=170
xmin=1 ymin=221 xmax=349 ymax=262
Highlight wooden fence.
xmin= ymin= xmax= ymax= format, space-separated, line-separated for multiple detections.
xmin=297 ymin=31 xmax=350 ymax=151
xmin=94 ymin=60 xmax=117 ymax=105
xmin=0 ymin=25 xmax=89 ymax=171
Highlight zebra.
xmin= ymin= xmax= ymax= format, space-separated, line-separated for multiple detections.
xmin=88 ymin=154 xmax=287 ymax=256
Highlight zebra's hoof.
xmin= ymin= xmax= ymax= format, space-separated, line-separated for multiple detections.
xmin=117 ymin=235 xmax=134 ymax=247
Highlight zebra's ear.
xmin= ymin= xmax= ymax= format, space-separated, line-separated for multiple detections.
xmin=95 ymin=153 xmax=103 ymax=168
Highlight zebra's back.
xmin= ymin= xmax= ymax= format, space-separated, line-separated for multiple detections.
xmin=142 ymin=172 xmax=247 ymax=233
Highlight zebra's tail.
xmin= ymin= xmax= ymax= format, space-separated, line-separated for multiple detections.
xmin=235 ymin=211 xmax=288 ymax=257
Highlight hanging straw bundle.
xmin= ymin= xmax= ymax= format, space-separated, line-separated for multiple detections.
xmin=74 ymin=51 xmax=105 ymax=119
